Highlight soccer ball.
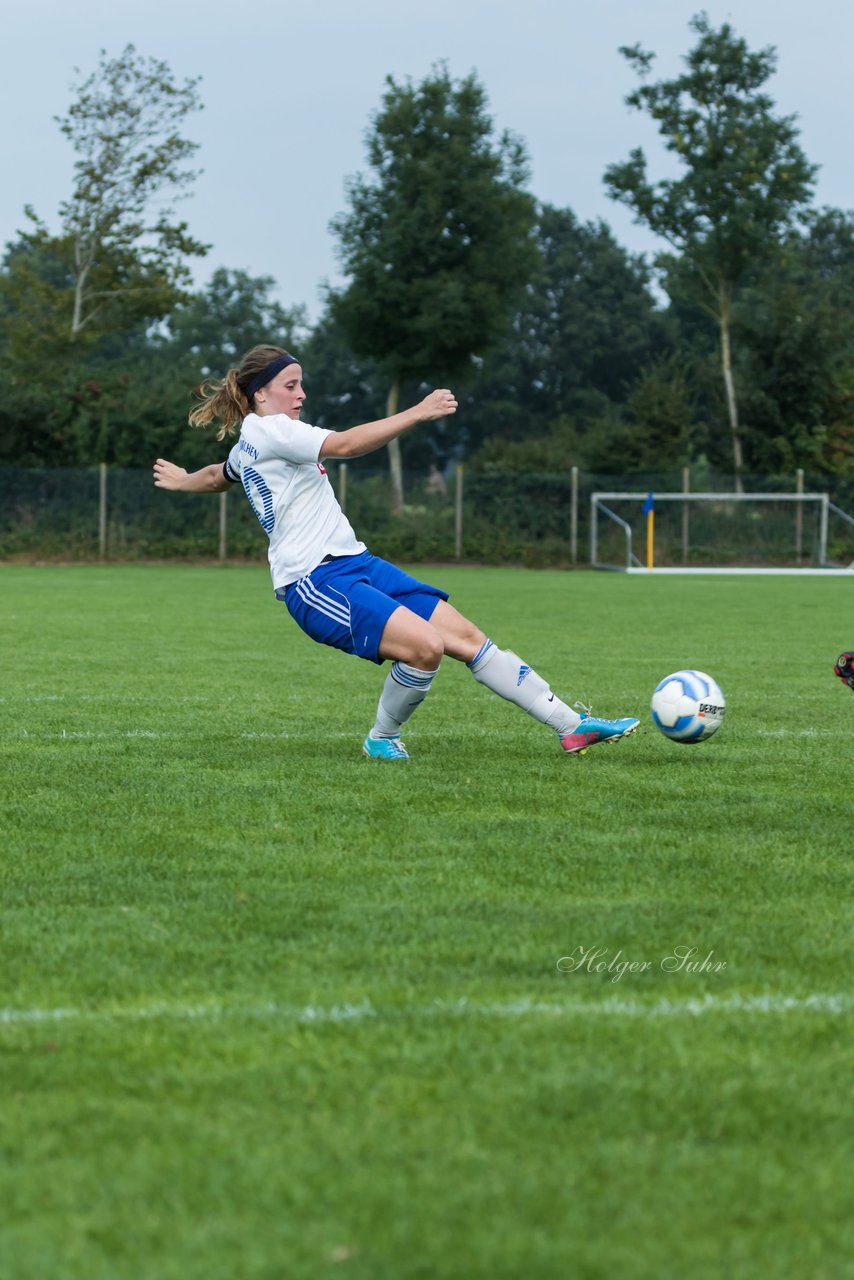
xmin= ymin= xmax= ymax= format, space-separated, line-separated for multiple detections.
xmin=651 ymin=670 xmax=726 ymax=743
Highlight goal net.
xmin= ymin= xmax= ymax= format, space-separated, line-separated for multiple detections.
xmin=591 ymin=491 xmax=854 ymax=574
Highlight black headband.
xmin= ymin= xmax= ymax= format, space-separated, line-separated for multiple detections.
xmin=243 ymin=354 xmax=299 ymax=401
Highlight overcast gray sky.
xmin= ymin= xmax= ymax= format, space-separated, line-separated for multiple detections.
xmin=2 ymin=0 xmax=848 ymax=320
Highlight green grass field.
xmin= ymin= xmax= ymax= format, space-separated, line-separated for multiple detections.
xmin=1 ymin=564 xmax=852 ymax=1280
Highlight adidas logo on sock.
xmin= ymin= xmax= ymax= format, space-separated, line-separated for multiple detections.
xmin=516 ymin=665 xmax=531 ymax=686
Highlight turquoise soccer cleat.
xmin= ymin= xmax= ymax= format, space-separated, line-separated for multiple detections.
xmin=559 ymin=715 xmax=640 ymax=756
xmin=362 ymin=734 xmax=410 ymax=762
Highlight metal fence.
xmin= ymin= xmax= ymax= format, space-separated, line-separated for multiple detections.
xmin=1 ymin=463 xmax=853 ymax=568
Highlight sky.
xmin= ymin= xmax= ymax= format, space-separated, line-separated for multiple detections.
xmin=1 ymin=0 xmax=848 ymax=322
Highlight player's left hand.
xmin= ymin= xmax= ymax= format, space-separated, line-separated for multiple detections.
xmin=834 ymin=651 xmax=854 ymax=691
xmin=419 ymin=389 xmax=458 ymax=420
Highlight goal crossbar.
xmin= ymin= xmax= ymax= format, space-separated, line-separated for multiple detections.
xmin=590 ymin=491 xmax=854 ymax=574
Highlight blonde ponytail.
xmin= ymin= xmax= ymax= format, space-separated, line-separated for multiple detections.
xmin=188 ymin=345 xmax=291 ymax=441
xmin=189 ymin=369 xmax=248 ymax=440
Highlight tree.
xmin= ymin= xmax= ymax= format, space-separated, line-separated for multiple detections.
xmin=461 ymin=205 xmax=668 ymax=451
xmin=330 ymin=63 xmax=537 ymax=510
xmin=0 ymin=45 xmax=209 ymax=464
xmin=298 ymin=303 xmax=387 ymax=433
xmin=164 ymin=268 xmax=307 ymax=376
xmin=604 ymin=13 xmax=816 ymax=489
xmin=623 ymin=353 xmax=696 ymax=469
xmin=30 ymin=44 xmax=207 ymax=342
xmin=732 ymin=210 xmax=854 ymax=475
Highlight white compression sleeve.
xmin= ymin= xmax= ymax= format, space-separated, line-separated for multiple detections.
xmin=370 ymin=661 xmax=439 ymax=738
xmin=467 ymin=640 xmax=581 ymax=733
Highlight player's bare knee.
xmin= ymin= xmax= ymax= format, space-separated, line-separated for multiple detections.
xmin=415 ymin=628 xmax=444 ymax=670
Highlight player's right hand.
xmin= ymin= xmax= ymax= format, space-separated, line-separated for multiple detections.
xmin=153 ymin=458 xmax=188 ymax=490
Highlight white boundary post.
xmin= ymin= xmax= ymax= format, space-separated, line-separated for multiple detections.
xmin=795 ymin=468 xmax=804 ymax=561
xmin=454 ymin=464 xmax=464 ymax=560
xmin=590 ymin=493 xmax=598 ymax=567
xmin=98 ymin=463 xmax=107 ymax=562
xmin=682 ymin=466 xmax=690 ymax=564
xmin=570 ymin=465 xmax=578 ymax=564
xmin=820 ymin=494 xmax=829 ymax=565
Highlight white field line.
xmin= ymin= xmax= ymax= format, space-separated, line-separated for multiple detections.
xmin=0 ymin=694 xmax=218 ymax=704
xmin=756 ymin=728 xmax=837 ymax=738
xmin=7 ymin=729 xmax=359 ymax=741
xmin=6 ymin=726 xmax=506 ymax=742
xmin=5 ymin=728 xmax=841 ymax=747
xmin=0 ymin=992 xmax=850 ymax=1029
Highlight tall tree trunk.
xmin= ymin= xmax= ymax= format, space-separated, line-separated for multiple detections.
xmin=719 ymin=294 xmax=744 ymax=494
xmin=386 ymin=378 xmax=404 ymax=515
xmin=71 ymin=232 xmax=95 ymax=338
xmin=71 ymin=260 xmax=88 ymax=337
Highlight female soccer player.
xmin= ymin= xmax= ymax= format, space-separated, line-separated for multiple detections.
xmin=153 ymin=345 xmax=638 ymax=760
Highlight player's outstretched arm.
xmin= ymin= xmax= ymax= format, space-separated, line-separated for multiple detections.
xmin=153 ymin=459 xmax=233 ymax=493
xmin=319 ymin=388 xmax=457 ymax=461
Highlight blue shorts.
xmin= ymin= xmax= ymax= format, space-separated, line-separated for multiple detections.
xmin=277 ymin=551 xmax=449 ymax=664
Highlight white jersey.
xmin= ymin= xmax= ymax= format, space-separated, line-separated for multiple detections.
xmin=224 ymin=412 xmax=365 ymax=588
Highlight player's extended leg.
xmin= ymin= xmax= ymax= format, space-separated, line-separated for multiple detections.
xmin=428 ymin=601 xmax=639 ymax=755
xmin=363 ymin=606 xmax=444 ymax=761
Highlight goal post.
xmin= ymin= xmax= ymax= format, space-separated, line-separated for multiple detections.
xmin=590 ymin=491 xmax=854 ymax=574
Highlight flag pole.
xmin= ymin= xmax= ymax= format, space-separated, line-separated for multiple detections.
xmin=644 ymin=492 xmax=655 ymax=571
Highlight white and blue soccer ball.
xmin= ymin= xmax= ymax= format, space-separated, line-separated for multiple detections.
xmin=651 ymin=670 xmax=726 ymax=743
